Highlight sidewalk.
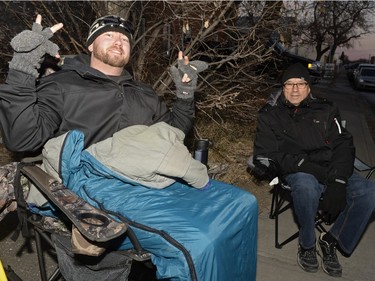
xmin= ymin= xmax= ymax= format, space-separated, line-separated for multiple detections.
xmin=257 ymin=211 xmax=375 ymax=281
xmin=256 ymin=70 xmax=375 ymax=281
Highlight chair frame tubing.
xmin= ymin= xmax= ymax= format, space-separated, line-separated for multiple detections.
xmin=269 ymin=183 xmax=328 ymax=249
xmin=269 ymin=160 xmax=375 ymax=250
xmin=29 ymin=215 xmax=62 ymax=281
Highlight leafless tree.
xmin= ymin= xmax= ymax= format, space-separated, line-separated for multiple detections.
xmin=0 ymin=1 xmax=283 ymax=138
xmin=288 ymin=1 xmax=375 ymax=62
xmin=121 ymin=1 xmax=282 ymax=128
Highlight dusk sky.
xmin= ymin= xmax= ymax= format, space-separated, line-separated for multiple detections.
xmin=340 ymin=34 xmax=375 ymax=61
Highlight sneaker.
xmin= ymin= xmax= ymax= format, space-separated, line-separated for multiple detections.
xmin=297 ymin=245 xmax=319 ymax=273
xmin=317 ymin=233 xmax=342 ymax=277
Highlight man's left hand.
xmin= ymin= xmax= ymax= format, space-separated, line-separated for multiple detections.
xmin=321 ymin=178 xmax=347 ymax=223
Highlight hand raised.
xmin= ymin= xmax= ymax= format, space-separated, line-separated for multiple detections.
xmin=9 ymin=14 xmax=63 ymax=77
xmin=170 ymin=51 xmax=208 ymax=99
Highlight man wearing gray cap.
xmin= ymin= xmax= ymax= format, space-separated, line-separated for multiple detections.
xmin=252 ymin=63 xmax=375 ymax=277
xmin=0 ymin=14 xmax=207 ymax=152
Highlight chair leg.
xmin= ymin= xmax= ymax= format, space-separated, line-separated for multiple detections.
xmin=273 ymin=186 xmax=281 ymax=248
xmin=269 ymin=189 xmax=276 ymax=219
xmin=274 ymin=201 xmax=299 ymax=249
xmin=271 ymin=184 xmax=300 ymax=249
xmin=30 ymin=216 xmax=62 ymax=281
xmin=34 ymin=228 xmax=48 ymax=281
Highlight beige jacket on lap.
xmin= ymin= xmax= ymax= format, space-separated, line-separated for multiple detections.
xmin=42 ymin=122 xmax=209 ymax=189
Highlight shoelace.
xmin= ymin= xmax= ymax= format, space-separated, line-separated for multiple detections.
xmin=301 ymin=248 xmax=316 ymax=258
xmin=323 ymin=242 xmax=338 ymax=259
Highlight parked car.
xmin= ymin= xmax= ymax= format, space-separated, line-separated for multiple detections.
xmin=346 ymin=63 xmax=359 ymax=81
xmin=353 ymin=63 xmax=375 ymax=80
xmin=354 ymin=65 xmax=375 ymax=90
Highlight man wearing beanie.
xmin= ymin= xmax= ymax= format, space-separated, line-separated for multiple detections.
xmin=0 ymin=14 xmax=207 ymax=152
xmin=0 ymin=14 xmax=209 ymax=280
xmin=252 ymin=63 xmax=375 ymax=277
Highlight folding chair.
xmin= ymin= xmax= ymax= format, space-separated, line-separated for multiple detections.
xmin=5 ymin=137 xmax=258 ymax=281
xmin=11 ymin=162 xmax=153 ymax=281
xmin=265 ymin=176 xmax=329 ymax=249
xmin=247 ymin=156 xmax=329 ymax=249
xmin=247 ymin=155 xmax=375 ymax=249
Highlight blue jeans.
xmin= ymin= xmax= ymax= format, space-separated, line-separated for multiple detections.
xmin=285 ymin=172 xmax=375 ymax=254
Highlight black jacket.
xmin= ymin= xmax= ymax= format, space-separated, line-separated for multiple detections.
xmin=253 ymin=90 xmax=355 ymax=182
xmin=0 ymin=54 xmax=194 ymax=152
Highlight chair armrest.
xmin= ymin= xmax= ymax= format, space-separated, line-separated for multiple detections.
xmin=354 ymin=157 xmax=375 ymax=179
xmin=247 ymin=155 xmax=280 ymax=182
xmin=20 ymin=165 xmax=127 ymax=242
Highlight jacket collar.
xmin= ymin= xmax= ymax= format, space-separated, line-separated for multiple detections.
xmin=61 ymin=53 xmax=133 ymax=81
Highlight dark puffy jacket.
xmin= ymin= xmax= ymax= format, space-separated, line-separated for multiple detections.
xmin=253 ymin=90 xmax=355 ymax=182
xmin=0 ymin=54 xmax=194 ymax=152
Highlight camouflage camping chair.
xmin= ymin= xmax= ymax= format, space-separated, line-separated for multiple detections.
xmin=1 ymin=161 xmax=153 ymax=281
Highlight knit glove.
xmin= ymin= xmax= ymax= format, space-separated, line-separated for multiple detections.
xmin=170 ymin=59 xmax=208 ymax=99
xmin=320 ymin=178 xmax=347 ymax=224
xmin=9 ymin=22 xmax=60 ymax=77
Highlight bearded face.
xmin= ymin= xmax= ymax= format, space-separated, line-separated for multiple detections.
xmin=92 ymin=43 xmax=129 ymax=67
xmin=89 ymin=31 xmax=131 ymax=69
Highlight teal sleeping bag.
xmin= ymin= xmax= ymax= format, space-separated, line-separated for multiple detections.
xmin=58 ymin=130 xmax=258 ymax=281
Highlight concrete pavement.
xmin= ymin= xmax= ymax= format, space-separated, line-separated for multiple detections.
xmin=256 ymin=69 xmax=375 ymax=281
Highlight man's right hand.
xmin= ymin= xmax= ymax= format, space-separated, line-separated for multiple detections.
xmin=252 ymin=157 xmax=279 ymax=182
xmin=9 ymin=14 xmax=63 ymax=77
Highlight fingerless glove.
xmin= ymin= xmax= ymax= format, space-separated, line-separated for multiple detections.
xmin=9 ymin=22 xmax=60 ymax=77
xmin=170 ymin=59 xmax=208 ymax=99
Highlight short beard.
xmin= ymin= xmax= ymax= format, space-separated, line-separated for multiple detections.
xmin=92 ymin=45 xmax=129 ymax=68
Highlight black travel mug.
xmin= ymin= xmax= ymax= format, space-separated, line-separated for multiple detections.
xmin=194 ymin=139 xmax=209 ymax=166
